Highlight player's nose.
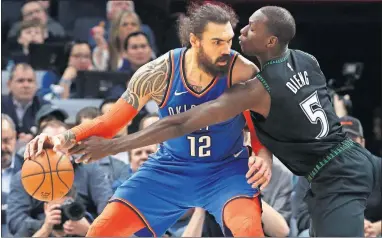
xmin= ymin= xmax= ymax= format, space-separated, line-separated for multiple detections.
xmin=240 ymin=25 xmax=249 ymax=35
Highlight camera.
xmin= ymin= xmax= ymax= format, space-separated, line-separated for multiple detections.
xmin=328 ymin=62 xmax=364 ymax=115
xmin=53 ymin=198 xmax=86 ymax=230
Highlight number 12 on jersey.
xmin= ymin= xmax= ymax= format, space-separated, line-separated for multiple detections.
xmin=300 ymin=91 xmax=329 ymax=139
xmin=187 ymin=136 xmax=211 ymax=157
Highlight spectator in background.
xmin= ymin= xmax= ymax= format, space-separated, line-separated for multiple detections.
xmin=2 ymin=63 xmax=49 ymax=145
xmin=99 ymin=98 xmax=130 ymax=163
xmin=139 ymin=113 xmax=160 ymax=130
xmin=113 ymin=144 xmax=158 ymax=189
xmin=32 ymin=186 xmax=91 ymax=237
xmin=89 ymin=0 xmax=157 ymax=54
xmin=1 ymin=115 xmax=24 ymax=237
xmin=124 ymin=31 xmax=153 ymax=74
xmin=75 ymin=106 xmax=129 ymax=191
xmin=293 ymin=116 xmax=381 ymax=237
xmin=5 ymin=19 xmax=46 ymax=65
xmin=34 ymin=104 xmax=68 ymax=131
xmin=92 ymin=11 xmax=143 ymax=71
xmin=39 ymin=41 xmax=94 ymax=99
xmin=7 ymin=120 xmax=113 ymax=237
xmin=7 ymin=1 xmax=65 ymax=41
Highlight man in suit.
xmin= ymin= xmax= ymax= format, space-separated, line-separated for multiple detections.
xmin=2 ymin=63 xmax=49 ymax=145
xmin=1 ymin=114 xmax=24 ymax=237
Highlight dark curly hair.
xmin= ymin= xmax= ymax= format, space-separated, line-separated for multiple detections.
xmin=177 ymin=1 xmax=238 ymax=48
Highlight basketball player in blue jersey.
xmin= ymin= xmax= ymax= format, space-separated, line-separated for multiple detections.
xmin=25 ymin=2 xmax=273 ymax=237
xmin=73 ymin=6 xmax=381 ymax=237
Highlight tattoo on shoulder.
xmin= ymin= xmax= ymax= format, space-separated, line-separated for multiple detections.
xmin=122 ymin=54 xmax=170 ymax=109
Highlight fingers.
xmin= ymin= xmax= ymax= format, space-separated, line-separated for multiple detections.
xmin=75 ymin=153 xmax=92 ymax=164
xmin=68 ymin=143 xmax=86 ymax=155
xmin=247 ymin=163 xmax=266 ymax=184
xmin=246 ymin=157 xmax=262 ymax=178
xmin=252 ymin=176 xmax=267 ymax=189
xmin=248 ymin=156 xmax=255 ymax=167
xmin=36 ymin=134 xmax=48 ymax=157
xmin=28 ymin=137 xmax=39 ymax=159
xmin=260 ymin=171 xmax=272 ymax=190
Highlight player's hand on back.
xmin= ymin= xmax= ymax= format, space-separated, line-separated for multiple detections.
xmin=24 ymin=131 xmax=76 ymax=160
xmin=246 ymin=154 xmax=272 ymax=190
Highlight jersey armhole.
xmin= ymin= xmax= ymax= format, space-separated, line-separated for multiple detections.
xmin=255 ymin=73 xmax=271 ymax=94
xmin=227 ymin=53 xmax=239 ymax=88
xmin=158 ymin=50 xmax=175 ymax=108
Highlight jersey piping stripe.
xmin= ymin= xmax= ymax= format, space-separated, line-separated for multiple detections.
xmin=227 ymin=52 xmax=239 ymax=88
xmin=256 ymin=74 xmax=271 ymax=93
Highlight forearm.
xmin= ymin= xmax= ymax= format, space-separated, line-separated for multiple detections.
xmin=181 ymin=208 xmax=206 ymax=237
xmin=32 ymin=224 xmax=51 ymax=237
xmin=111 ymin=114 xmax=185 ymax=154
xmin=262 ymin=201 xmax=290 ymax=237
xmin=70 ymin=98 xmax=138 ymax=142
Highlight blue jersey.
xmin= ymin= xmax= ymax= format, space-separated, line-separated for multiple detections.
xmin=158 ymin=48 xmax=246 ymax=161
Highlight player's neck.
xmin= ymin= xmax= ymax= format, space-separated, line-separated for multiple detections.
xmin=184 ymin=49 xmax=214 ymax=85
xmin=257 ymin=46 xmax=289 ymax=69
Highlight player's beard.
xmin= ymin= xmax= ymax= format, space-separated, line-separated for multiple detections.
xmin=197 ymin=47 xmax=230 ymax=76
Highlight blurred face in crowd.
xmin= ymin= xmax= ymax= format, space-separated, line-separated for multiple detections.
xmin=140 ymin=115 xmax=159 ymax=130
xmin=69 ymin=43 xmax=92 ymax=70
xmin=18 ymin=26 xmax=45 ymax=50
xmin=1 ymin=119 xmax=17 ymax=169
xmin=107 ymin=0 xmax=135 ymax=20
xmin=129 ymin=144 xmax=157 ymax=173
xmin=8 ymin=64 xmax=37 ymax=104
xmin=119 ymin=13 xmax=140 ymax=43
xmin=22 ymin=2 xmax=48 ymax=25
xmin=126 ymin=34 xmax=152 ymax=69
xmin=101 ymin=102 xmax=130 ymax=136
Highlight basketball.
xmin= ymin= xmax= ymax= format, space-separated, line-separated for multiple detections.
xmin=21 ymin=149 xmax=74 ymax=202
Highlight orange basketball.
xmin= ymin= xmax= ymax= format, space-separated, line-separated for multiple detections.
xmin=21 ymin=149 xmax=74 ymax=202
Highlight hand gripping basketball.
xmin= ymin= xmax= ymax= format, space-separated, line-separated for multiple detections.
xmin=24 ymin=132 xmax=76 ymax=160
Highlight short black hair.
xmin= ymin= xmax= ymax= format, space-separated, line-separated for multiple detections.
xmin=75 ymin=106 xmax=100 ymax=125
xmin=259 ymin=6 xmax=296 ymax=46
xmin=99 ymin=98 xmax=119 ymax=112
xmin=123 ymin=31 xmax=150 ymax=51
xmin=178 ymin=2 xmax=238 ymax=48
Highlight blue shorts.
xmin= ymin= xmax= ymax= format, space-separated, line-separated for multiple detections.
xmin=111 ymin=147 xmax=259 ymax=237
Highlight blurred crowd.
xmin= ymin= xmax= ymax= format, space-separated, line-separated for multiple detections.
xmin=1 ymin=0 xmax=381 ymax=237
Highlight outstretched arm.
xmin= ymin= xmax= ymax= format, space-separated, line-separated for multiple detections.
xmin=109 ymin=77 xmax=268 ymax=154
xmin=24 ymin=53 xmax=171 ymax=160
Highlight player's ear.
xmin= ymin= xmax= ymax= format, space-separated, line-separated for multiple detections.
xmin=267 ymin=36 xmax=278 ymax=48
xmin=190 ymin=33 xmax=200 ymax=48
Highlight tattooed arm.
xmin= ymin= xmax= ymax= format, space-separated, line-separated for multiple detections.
xmin=24 ymin=53 xmax=171 ymax=159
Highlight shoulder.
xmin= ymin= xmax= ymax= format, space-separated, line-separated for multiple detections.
xmin=231 ymin=54 xmax=259 ymax=84
xmin=294 ymin=49 xmax=320 ymax=68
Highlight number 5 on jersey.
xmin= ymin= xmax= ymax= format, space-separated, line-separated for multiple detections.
xmin=187 ymin=136 xmax=211 ymax=157
xmin=300 ymin=91 xmax=329 ymax=139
